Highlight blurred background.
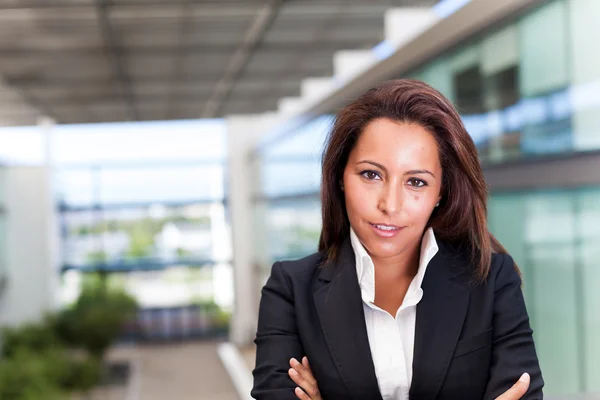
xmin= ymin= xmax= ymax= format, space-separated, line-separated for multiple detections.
xmin=0 ymin=0 xmax=598 ymax=399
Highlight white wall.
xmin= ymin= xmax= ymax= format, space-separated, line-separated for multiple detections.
xmin=226 ymin=113 xmax=279 ymax=347
xmin=0 ymin=166 xmax=60 ymax=327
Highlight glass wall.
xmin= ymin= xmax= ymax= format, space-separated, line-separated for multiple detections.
xmin=410 ymin=0 xmax=600 ymax=164
xmin=0 ymin=118 xmax=233 ymax=339
xmin=0 ymin=167 xmax=6 ymax=292
xmin=489 ymin=187 xmax=600 ymax=395
xmin=251 ymin=115 xmax=332 ymax=281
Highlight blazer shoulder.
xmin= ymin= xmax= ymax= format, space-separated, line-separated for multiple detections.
xmin=489 ymin=252 xmax=521 ymax=285
xmin=277 ymin=251 xmax=325 ymax=280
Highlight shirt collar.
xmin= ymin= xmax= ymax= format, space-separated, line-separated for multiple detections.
xmin=350 ymin=227 xmax=439 ymax=307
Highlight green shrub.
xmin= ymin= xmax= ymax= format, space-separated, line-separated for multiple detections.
xmin=0 ymin=348 xmax=70 ymax=400
xmin=56 ymin=273 xmax=137 ymax=359
xmin=0 ymin=273 xmax=137 ymax=398
xmin=63 ymin=355 xmax=101 ymax=392
xmin=0 ymin=316 xmax=62 ymax=358
xmin=197 ymin=300 xmax=231 ymax=330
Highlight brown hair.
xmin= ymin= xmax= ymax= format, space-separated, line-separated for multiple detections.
xmin=319 ymin=79 xmax=514 ymax=281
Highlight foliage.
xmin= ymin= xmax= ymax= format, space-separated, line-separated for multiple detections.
xmin=0 ymin=316 xmax=62 ymax=359
xmin=0 ymin=273 xmax=135 ymax=398
xmin=0 ymin=326 xmax=99 ymax=399
xmin=125 ymin=223 xmax=155 ymax=258
xmin=0 ymin=348 xmax=70 ymax=400
xmin=197 ymin=300 xmax=231 ymax=330
xmin=56 ymin=273 xmax=137 ymax=359
xmin=86 ymin=250 xmax=108 ymax=265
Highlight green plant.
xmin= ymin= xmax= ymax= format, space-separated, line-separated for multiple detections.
xmin=0 ymin=316 xmax=103 ymax=397
xmin=197 ymin=300 xmax=231 ymax=331
xmin=0 ymin=348 xmax=71 ymax=400
xmin=86 ymin=250 xmax=108 ymax=265
xmin=0 ymin=316 xmax=62 ymax=358
xmin=56 ymin=273 xmax=137 ymax=359
xmin=126 ymin=224 xmax=154 ymax=258
xmin=176 ymin=247 xmax=191 ymax=257
xmin=63 ymin=356 xmax=101 ymax=392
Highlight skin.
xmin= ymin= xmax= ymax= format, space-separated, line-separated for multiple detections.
xmin=342 ymin=118 xmax=442 ymax=316
xmin=287 ymin=118 xmax=530 ymax=399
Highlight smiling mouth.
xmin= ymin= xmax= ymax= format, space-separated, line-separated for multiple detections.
xmin=370 ymin=224 xmax=402 ymax=232
xmin=371 ymin=223 xmax=400 ymax=231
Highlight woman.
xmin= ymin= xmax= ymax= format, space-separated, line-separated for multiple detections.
xmin=251 ymin=80 xmax=544 ymax=399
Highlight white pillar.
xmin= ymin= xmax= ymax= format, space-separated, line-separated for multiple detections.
xmin=0 ymin=166 xmax=61 ymax=326
xmin=226 ymin=113 xmax=279 ymax=347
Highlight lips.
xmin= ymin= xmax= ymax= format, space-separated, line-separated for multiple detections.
xmin=372 ymin=224 xmax=399 ymax=231
xmin=369 ymin=222 xmax=403 ymax=238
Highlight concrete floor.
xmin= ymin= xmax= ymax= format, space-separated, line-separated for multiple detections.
xmin=83 ymin=340 xmax=239 ymax=400
xmin=137 ymin=341 xmax=239 ymax=400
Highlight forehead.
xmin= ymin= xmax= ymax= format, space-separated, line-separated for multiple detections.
xmin=351 ymin=118 xmax=440 ymax=168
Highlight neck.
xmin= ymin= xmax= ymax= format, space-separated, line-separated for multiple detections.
xmin=371 ymin=242 xmax=421 ymax=281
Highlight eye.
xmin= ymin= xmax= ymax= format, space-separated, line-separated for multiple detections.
xmin=360 ymin=170 xmax=381 ymax=181
xmin=407 ymin=178 xmax=427 ymax=187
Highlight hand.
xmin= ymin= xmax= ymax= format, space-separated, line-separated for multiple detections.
xmin=495 ymin=373 xmax=530 ymax=400
xmin=288 ymin=357 xmax=323 ymax=400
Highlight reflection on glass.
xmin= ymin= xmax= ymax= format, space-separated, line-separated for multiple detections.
xmin=0 ymin=168 xmax=5 ymax=287
xmin=489 ymin=187 xmax=600 ymax=395
xmin=266 ymin=197 xmax=321 ymax=261
xmin=408 ymin=0 xmax=600 ymax=164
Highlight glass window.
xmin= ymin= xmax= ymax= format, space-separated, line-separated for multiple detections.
xmin=411 ymin=58 xmax=455 ymax=102
xmin=252 ymin=115 xmax=330 ymax=281
xmin=576 ymin=188 xmax=600 ymax=391
xmin=489 ymin=187 xmax=600 ymax=395
xmin=519 ymin=0 xmax=569 ymax=97
xmin=0 ymin=168 xmax=6 ymax=289
xmin=569 ymin=0 xmax=600 ymax=151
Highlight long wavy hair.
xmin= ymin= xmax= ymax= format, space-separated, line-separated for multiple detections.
xmin=318 ymin=79 xmax=514 ymax=281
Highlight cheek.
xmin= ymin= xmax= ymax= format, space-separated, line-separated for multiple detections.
xmin=404 ymin=193 xmax=436 ymax=222
xmin=344 ymin=186 xmax=372 ymax=221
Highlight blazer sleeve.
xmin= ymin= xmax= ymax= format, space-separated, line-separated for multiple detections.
xmin=251 ymin=261 xmax=304 ymax=400
xmin=484 ymin=254 xmax=544 ymax=399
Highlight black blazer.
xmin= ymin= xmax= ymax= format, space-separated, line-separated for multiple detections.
xmin=251 ymin=238 xmax=544 ymax=400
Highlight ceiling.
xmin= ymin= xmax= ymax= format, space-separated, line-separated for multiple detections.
xmin=0 ymin=0 xmax=438 ymax=126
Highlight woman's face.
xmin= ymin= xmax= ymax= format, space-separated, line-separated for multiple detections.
xmin=342 ymin=118 xmax=442 ymax=261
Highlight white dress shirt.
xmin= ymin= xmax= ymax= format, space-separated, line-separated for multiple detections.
xmin=350 ymin=227 xmax=439 ymax=400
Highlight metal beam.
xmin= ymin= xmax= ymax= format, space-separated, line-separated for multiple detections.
xmin=0 ymin=0 xmax=381 ymax=10
xmin=5 ymin=69 xmax=331 ymax=87
xmin=247 ymin=1 xmax=348 ymax=116
xmin=0 ymin=40 xmax=382 ymax=58
xmin=202 ymin=0 xmax=284 ymax=118
xmin=94 ymin=0 xmax=139 ymax=121
xmin=23 ymin=92 xmax=287 ymax=106
xmin=165 ymin=1 xmax=196 ymax=120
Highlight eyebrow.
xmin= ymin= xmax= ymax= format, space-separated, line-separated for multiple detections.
xmin=356 ymin=160 xmax=436 ymax=178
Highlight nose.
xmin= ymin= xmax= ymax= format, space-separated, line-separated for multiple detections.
xmin=377 ymin=182 xmax=402 ymax=215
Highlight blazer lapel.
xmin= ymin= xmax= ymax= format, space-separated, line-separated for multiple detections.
xmin=313 ymin=239 xmax=382 ymax=400
xmin=410 ymin=242 xmax=470 ymax=400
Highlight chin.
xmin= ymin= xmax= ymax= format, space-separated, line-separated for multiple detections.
xmin=366 ymin=241 xmax=403 ymax=259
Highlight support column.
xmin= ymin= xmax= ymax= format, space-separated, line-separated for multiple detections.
xmin=227 ymin=113 xmax=279 ymax=347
